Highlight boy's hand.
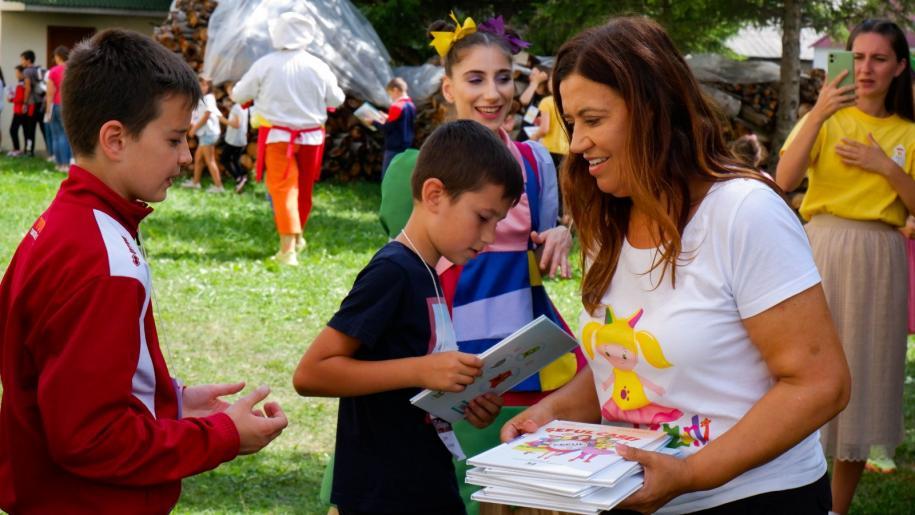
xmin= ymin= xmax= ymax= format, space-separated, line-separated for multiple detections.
xmin=418 ymin=351 xmax=482 ymax=392
xmin=500 ymin=403 xmax=555 ymax=442
xmin=465 ymin=392 xmax=503 ymax=428
xmin=182 ymin=381 xmax=245 ymax=418
xmin=224 ymin=385 xmax=288 ymax=455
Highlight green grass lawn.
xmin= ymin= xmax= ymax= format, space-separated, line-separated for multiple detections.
xmin=0 ymin=156 xmax=912 ymax=514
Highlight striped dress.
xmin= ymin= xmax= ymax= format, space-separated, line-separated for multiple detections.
xmin=437 ymin=129 xmax=585 ymax=403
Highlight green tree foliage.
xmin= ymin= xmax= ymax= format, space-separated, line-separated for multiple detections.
xmin=525 ymin=0 xmax=749 ymax=55
xmin=352 ymin=0 xmax=537 ymax=65
xmin=354 ymin=0 xmax=756 ymax=62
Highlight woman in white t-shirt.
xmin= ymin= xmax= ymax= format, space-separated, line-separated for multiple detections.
xmin=500 ymin=17 xmax=850 ymax=514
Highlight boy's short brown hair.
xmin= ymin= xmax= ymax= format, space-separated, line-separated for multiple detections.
xmin=386 ymin=77 xmax=407 ymax=92
xmin=63 ymin=29 xmax=201 ymax=157
xmin=412 ymin=120 xmax=523 ymax=203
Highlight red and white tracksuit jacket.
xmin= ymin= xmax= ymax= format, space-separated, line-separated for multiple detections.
xmin=0 ymin=166 xmax=240 ymax=514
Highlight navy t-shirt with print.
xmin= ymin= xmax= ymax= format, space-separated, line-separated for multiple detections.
xmin=328 ymin=241 xmax=465 ymax=514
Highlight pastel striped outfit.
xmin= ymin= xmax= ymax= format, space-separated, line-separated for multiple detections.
xmin=438 ymin=130 xmax=583 ymax=397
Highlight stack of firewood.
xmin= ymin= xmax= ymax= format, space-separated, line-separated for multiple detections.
xmin=153 ymin=0 xmax=214 ymax=74
xmin=713 ymin=69 xmax=825 ymax=134
xmin=323 ymin=98 xmax=385 ymax=181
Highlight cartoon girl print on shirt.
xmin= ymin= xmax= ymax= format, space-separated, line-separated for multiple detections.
xmin=582 ymin=306 xmax=682 ymax=425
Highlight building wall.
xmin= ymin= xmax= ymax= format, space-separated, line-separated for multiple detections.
xmin=0 ymin=10 xmax=162 ymax=153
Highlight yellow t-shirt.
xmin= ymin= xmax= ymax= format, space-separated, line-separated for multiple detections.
xmin=782 ymin=107 xmax=915 ymax=226
xmin=537 ymin=96 xmax=569 ymax=155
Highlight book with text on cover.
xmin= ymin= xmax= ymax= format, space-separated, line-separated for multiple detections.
xmin=410 ymin=315 xmax=578 ymax=423
xmin=467 ymin=420 xmax=669 ymax=479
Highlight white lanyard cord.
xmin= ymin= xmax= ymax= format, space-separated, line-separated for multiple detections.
xmin=399 ymin=229 xmax=444 ymax=302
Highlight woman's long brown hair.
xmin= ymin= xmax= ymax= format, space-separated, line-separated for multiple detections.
xmin=553 ymin=17 xmax=780 ymax=313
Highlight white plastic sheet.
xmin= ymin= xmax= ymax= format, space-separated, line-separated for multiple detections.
xmin=392 ymin=64 xmax=444 ymax=106
xmin=686 ymin=53 xmax=781 ymax=84
xmin=203 ymin=0 xmax=394 ymax=106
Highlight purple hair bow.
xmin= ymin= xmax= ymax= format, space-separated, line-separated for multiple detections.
xmin=478 ymin=16 xmax=530 ymax=54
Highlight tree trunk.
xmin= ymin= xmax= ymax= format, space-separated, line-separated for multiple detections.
xmin=769 ymin=0 xmax=801 ymax=174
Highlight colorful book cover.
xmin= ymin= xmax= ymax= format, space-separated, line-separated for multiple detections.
xmin=410 ymin=316 xmax=578 ymax=423
xmin=468 ymin=420 xmax=668 ymax=478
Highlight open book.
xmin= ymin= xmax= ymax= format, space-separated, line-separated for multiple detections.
xmin=410 ymin=315 xmax=577 ymax=423
xmin=353 ymin=102 xmax=387 ymax=129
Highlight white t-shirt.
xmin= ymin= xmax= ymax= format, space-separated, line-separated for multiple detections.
xmin=579 ymin=178 xmax=824 ymax=513
xmin=231 ymin=49 xmax=345 ymax=146
xmin=192 ymin=93 xmax=221 ymax=138
xmin=224 ymin=103 xmax=249 ymax=148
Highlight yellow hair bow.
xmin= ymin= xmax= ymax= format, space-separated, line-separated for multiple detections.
xmin=430 ymin=11 xmax=476 ymax=59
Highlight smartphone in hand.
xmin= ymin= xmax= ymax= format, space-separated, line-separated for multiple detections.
xmin=827 ymin=51 xmax=854 ymax=89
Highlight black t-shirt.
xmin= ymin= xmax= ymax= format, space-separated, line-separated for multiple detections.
xmin=329 ymin=242 xmax=465 ymax=514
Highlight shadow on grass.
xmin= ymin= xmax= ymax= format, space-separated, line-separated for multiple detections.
xmin=176 ymin=450 xmax=329 ymax=514
xmin=143 ymin=184 xmax=388 ymax=262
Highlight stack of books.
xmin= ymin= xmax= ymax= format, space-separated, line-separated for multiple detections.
xmin=466 ymin=420 xmax=672 ymax=514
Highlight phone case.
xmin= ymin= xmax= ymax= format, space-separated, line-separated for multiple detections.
xmin=827 ymin=51 xmax=854 ymax=88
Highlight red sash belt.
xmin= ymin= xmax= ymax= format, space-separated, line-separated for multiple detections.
xmin=255 ymin=125 xmax=325 ymax=182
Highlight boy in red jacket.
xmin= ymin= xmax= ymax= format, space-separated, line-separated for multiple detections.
xmin=0 ymin=29 xmax=288 ymax=513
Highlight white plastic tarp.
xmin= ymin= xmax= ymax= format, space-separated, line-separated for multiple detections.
xmin=686 ymin=53 xmax=781 ymax=84
xmin=203 ymin=0 xmax=394 ymax=106
xmin=392 ymin=64 xmax=444 ymax=106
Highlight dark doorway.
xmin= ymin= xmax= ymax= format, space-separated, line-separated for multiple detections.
xmin=46 ymin=26 xmax=95 ymax=66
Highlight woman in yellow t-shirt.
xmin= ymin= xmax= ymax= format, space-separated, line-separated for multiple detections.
xmin=777 ymin=19 xmax=915 ymax=515
xmin=531 ymin=68 xmax=570 ymax=168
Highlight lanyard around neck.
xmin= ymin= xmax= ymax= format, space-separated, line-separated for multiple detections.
xmin=399 ymin=229 xmax=444 ymax=302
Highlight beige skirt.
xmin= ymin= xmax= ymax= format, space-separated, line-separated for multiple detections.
xmin=806 ymin=214 xmax=908 ymax=461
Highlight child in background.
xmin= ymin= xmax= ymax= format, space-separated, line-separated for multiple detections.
xmin=7 ymin=66 xmax=27 ymax=156
xmin=530 ymin=67 xmax=569 ymax=171
xmin=293 ymin=120 xmax=522 ymax=515
xmin=730 ymin=133 xmax=769 ymax=174
xmin=182 ymin=75 xmax=224 ymax=192
xmin=517 ymin=65 xmax=549 ymax=142
xmin=0 ymin=29 xmax=287 ymax=513
xmin=501 ymin=98 xmax=521 ymax=136
xmin=380 ymin=77 xmax=416 ymax=176
xmin=218 ymin=81 xmax=250 ymax=193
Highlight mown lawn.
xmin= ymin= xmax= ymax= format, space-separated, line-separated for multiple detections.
xmin=0 ymin=156 xmax=912 ymax=514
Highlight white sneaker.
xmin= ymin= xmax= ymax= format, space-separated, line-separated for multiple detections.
xmin=206 ymin=185 xmax=226 ymax=194
xmin=295 ymin=235 xmax=307 ymax=253
xmin=180 ymin=180 xmax=200 ymax=189
xmin=271 ymin=251 xmax=299 ymax=266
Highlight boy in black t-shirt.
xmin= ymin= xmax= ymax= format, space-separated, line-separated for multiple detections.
xmin=293 ymin=120 xmax=524 ymax=514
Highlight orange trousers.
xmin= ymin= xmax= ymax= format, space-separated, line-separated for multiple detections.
xmin=265 ymin=142 xmax=301 ymax=235
xmin=264 ymin=141 xmax=323 ymax=235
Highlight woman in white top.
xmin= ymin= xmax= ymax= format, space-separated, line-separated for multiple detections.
xmin=500 ymin=17 xmax=850 ymax=514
